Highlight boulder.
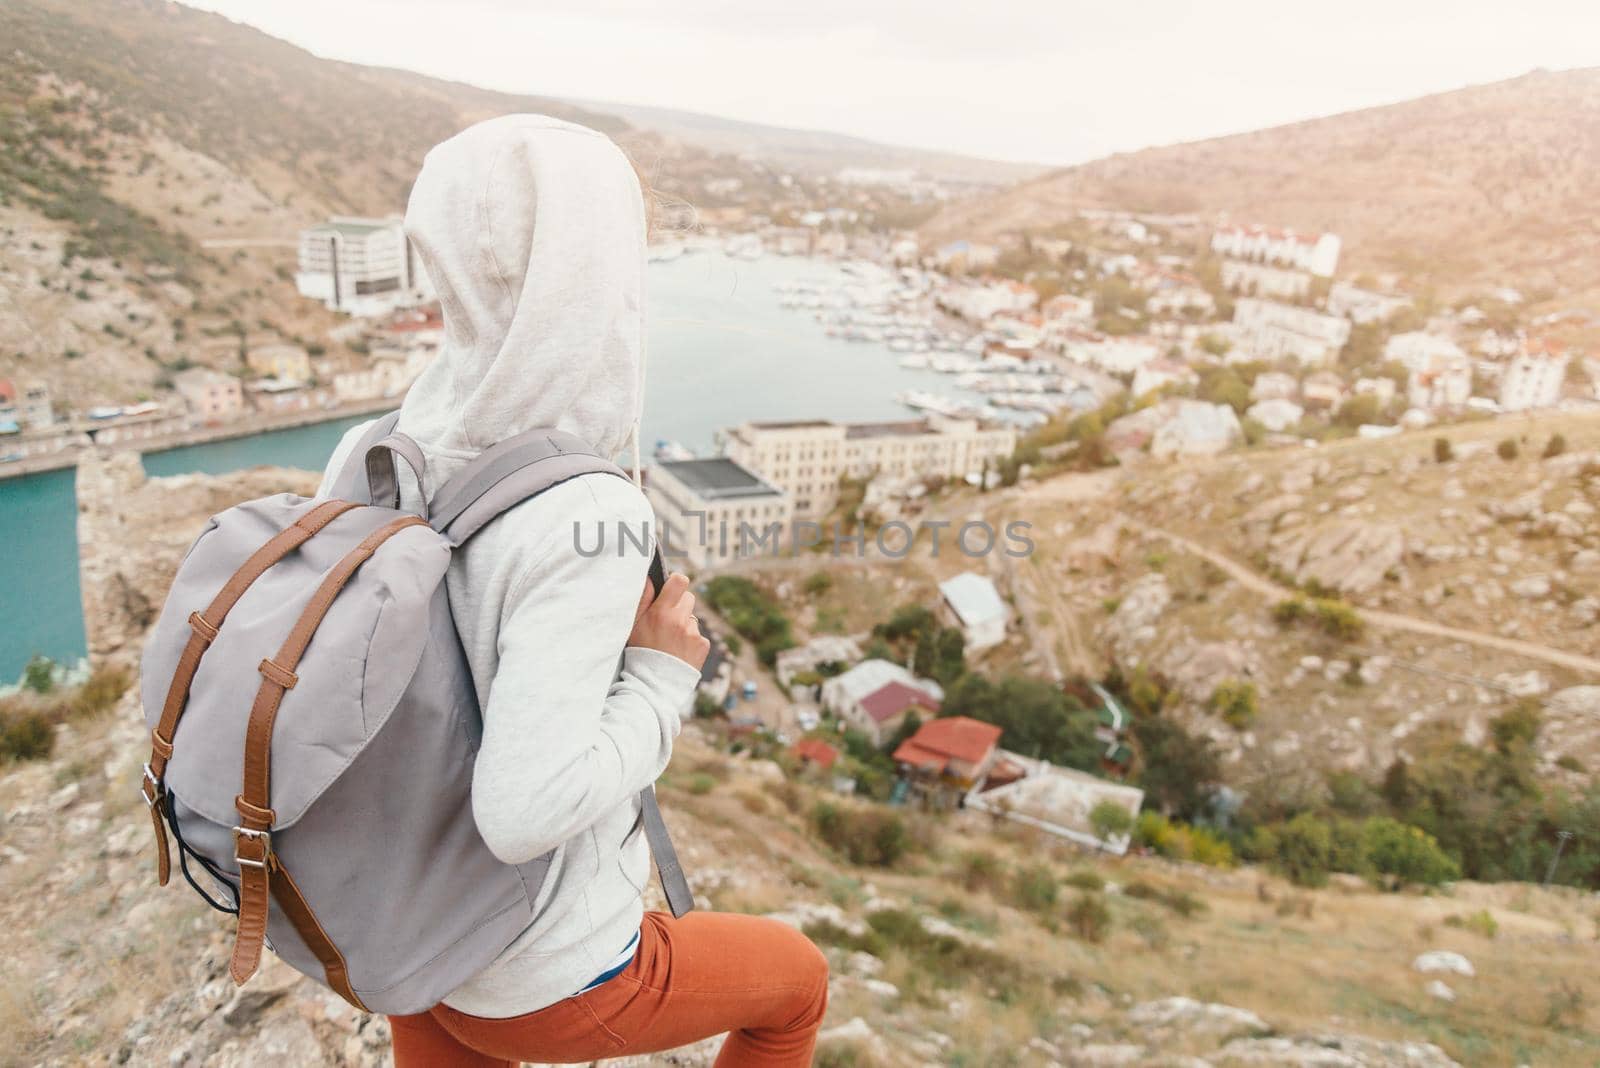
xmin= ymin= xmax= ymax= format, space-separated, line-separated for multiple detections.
xmin=1412 ymin=951 xmax=1474 ymax=977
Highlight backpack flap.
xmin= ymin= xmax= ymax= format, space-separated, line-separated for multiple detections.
xmin=141 ymin=494 xmax=451 ymax=832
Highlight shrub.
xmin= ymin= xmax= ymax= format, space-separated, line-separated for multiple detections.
xmin=687 ymin=773 xmax=718 ymax=796
xmin=1125 ymin=880 xmax=1207 ymax=917
xmin=1064 ymin=869 xmax=1106 ymax=892
xmin=803 ymin=572 xmax=833 ymax=597
xmin=1313 ymin=598 xmax=1364 ymax=641
xmin=1012 ymin=864 xmax=1059 ymax=912
xmin=1090 ymin=799 xmax=1134 ymax=842
xmin=1 ymin=708 xmax=55 ymax=761
xmin=1361 ymin=816 xmax=1459 ymax=887
xmin=955 ymin=850 xmax=1006 ymax=894
xmin=1066 ymin=893 xmax=1112 ymax=943
xmin=22 ymin=656 xmax=55 ymax=695
xmin=1133 ymin=811 xmax=1234 ymax=867
xmin=1543 ymin=433 xmax=1567 ymax=459
xmin=811 ymin=802 xmax=911 ymax=867
xmin=1496 ymin=438 xmax=1519 ymax=460
xmin=1275 ymin=813 xmax=1334 ymax=887
xmin=1209 ymin=678 xmax=1259 ymax=730
xmin=1444 ymin=909 xmax=1499 ymax=939
xmin=71 ymin=666 xmax=130 ymax=717
xmin=1433 ymin=437 xmax=1454 ymax=463
xmin=1272 ymin=597 xmax=1309 ymax=626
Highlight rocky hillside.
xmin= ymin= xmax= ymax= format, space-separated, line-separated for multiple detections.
xmin=923 ymin=68 xmax=1600 ymax=307
xmin=1 ymin=455 xmax=1594 ymax=1066
xmin=961 ymin=412 xmax=1600 ymax=791
xmin=0 ymin=0 xmax=778 ymax=406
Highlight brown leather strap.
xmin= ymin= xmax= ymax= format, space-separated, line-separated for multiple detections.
xmin=143 ymin=499 xmax=360 ymax=886
xmin=271 ymin=861 xmax=369 ymax=1010
xmin=228 ymin=514 xmax=428 ymax=987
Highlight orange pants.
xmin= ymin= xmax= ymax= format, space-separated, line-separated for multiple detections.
xmin=389 ymin=910 xmax=830 ymax=1067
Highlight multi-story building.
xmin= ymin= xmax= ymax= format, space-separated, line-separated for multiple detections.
xmin=1211 ymin=223 xmax=1341 ymax=277
xmin=722 ymin=415 xmax=1015 ymax=518
xmin=173 ymin=368 xmax=244 ymax=422
xmin=1232 ymin=298 xmax=1351 ymax=366
xmin=1219 ymin=259 xmax=1311 ymax=300
xmin=645 ymin=457 xmax=792 ymax=570
xmin=1499 ymin=338 xmax=1570 ymax=412
xmin=934 ymin=279 xmax=1037 ymax=322
xmin=1385 ymin=332 xmax=1472 ymax=411
xmin=295 ymin=216 xmax=432 ymax=317
xmin=1328 ymin=282 xmax=1412 ymax=325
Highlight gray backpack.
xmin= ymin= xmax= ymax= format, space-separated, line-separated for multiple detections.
xmin=137 ymin=413 xmax=692 ymax=1014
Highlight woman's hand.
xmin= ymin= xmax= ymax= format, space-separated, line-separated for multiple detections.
xmin=627 ymin=572 xmax=710 ymax=671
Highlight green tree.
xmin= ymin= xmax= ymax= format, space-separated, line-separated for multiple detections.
xmin=1275 ymin=813 xmax=1333 ymax=887
xmin=1130 ymin=714 xmax=1221 ymax=821
xmin=1089 ymin=799 xmax=1134 ymax=841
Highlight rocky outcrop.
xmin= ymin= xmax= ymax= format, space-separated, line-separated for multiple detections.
xmin=75 ymin=450 xmax=321 ymax=665
xmin=1269 ymin=520 xmax=1405 ymax=595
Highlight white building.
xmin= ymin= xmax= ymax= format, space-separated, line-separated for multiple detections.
xmin=1385 ymin=331 xmax=1465 ymax=371
xmin=1219 ymin=259 xmax=1311 ymax=300
xmin=1211 ymin=223 xmax=1341 ymax=277
xmin=1328 ymin=282 xmax=1412 ymax=324
xmin=938 ymin=572 xmax=1008 ymax=651
xmin=820 ymin=660 xmax=942 ymax=744
xmin=645 ymin=458 xmax=792 ymax=570
xmin=932 ymin=240 xmax=1000 ymax=273
xmin=1499 ymin=339 xmax=1570 ymax=412
xmin=1404 ymin=356 xmax=1471 ymax=412
xmin=722 ymin=416 xmax=1015 ymax=518
xmin=935 ymin=279 xmax=1037 ymax=323
xmin=1250 ymin=371 xmax=1299 ymax=402
xmin=295 ymin=216 xmax=433 ymax=317
xmin=1232 ymin=298 xmax=1351 ymax=366
xmin=1067 ymin=336 xmax=1161 ymax=376
xmin=1130 ymin=357 xmax=1197 ymax=399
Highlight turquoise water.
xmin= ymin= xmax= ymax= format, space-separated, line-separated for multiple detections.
xmin=0 ymin=467 xmax=87 ymax=684
xmin=0 ymin=252 xmax=951 ymax=680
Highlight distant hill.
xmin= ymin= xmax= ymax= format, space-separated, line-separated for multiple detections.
xmin=923 ymin=68 xmax=1600 ymax=308
xmin=574 ymin=99 xmax=1047 ymax=186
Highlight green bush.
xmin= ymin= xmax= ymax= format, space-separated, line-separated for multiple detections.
xmin=705 ymin=576 xmax=794 ymax=665
xmin=1209 ymin=679 xmax=1259 ymax=730
xmin=1066 ymin=893 xmax=1112 ymax=943
xmin=1272 ymin=597 xmax=1309 ymax=626
xmin=1275 ymin=813 xmax=1333 ymax=887
xmin=1312 ymin=598 xmax=1365 ymax=641
xmin=1444 ymin=909 xmax=1499 ymax=939
xmin=22 ymin=655 xmax=55 ymax=694
xmin=1361 ymin=816 xmax=1459 ymax=887
xmin=687 ymin=773 xmax=718 ymax=796
xmin=954 ymin=850 xmax=1006 ymax=894
xmin=1543 ymin=434 xmax=1567 ymax=459
xmin=1063 ymin=869 xmax=1105 ymax=892
xmin=803 ymin=571 xmax=833 ymax=597
xmin=1089 ymin=799 xmax=1134 ymax=841
xmin=1433 ymin=437 xmax=1454 ymax=463
xmin=811 ymin=802 xmax=912 ymax=867
xmin=1496 ymin=438 xmax=1519 ymax=461
xmin=1011 ymin=864 xmax=1059 ymax=912
xmin=1 ymin=708 xmax=54 ymax=761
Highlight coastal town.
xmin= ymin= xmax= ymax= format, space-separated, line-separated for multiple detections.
xmin=6 ymin=177 xmax=1596 ymax=484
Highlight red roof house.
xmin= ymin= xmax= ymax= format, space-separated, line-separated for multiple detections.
xmin=791 ymin=738 xmax=840 ymax=771
xmin=892 ymin=716 xmax=1003 ymax=786
xmin=859 ymin=681 xmax=940 ymax=734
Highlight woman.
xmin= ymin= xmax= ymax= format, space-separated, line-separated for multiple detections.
xmin=318 ymin=115 xmax=828 ymax=1067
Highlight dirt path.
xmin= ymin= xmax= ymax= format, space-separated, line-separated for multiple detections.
xmin=1128 ymin=518 xmax=1600 ymax=678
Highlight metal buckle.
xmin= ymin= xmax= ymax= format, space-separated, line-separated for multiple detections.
xmin=232 ymin=827 xmax=272 ymax=871
xmin=140 ymin=764 xmax=164 ymax=809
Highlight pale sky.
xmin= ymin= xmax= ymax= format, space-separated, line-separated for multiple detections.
xmin=179 ymin=1 xmax=1600 ymax=165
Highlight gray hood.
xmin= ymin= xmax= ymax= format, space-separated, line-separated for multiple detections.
xmin=397 ymin=114 xmax=646 ymax=476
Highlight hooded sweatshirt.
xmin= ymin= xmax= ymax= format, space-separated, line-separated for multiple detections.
xmin=316 ymin=115 xmax=701 ymax=1017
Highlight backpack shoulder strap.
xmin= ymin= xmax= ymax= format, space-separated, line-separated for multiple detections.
xmin=325 ymin=411 xmax=400 ymax=501
xmin=427 ymin=426 xmax=630 ymax=546
xmin=429 ymin=426 xmax=694 ymax=918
